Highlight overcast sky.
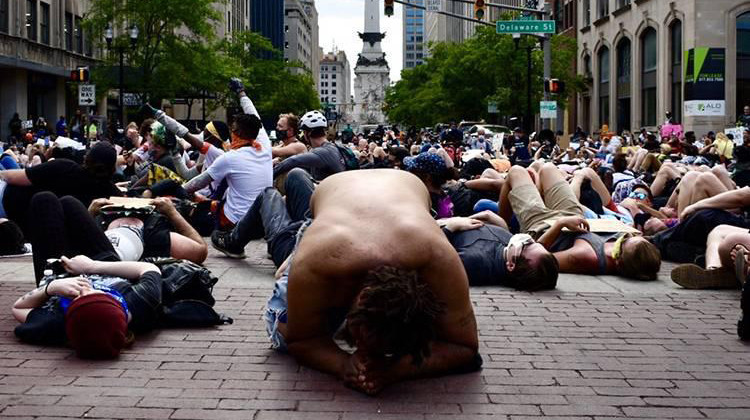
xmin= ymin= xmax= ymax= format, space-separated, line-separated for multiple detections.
xmin=316 ymin=0 xmax=404 ymax=84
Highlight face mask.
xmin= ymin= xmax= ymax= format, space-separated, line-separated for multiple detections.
xmin=507 ymin=233 xmax=533 ymax=251
xmin=277 ymin=129 xmax=288 ymax=141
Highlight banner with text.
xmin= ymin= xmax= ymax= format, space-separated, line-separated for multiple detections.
xmin=684 ymin=47 xmax=725 ymax=117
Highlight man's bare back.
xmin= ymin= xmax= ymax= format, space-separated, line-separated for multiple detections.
xmin=282 ymin=169 xmax=479 ymax=394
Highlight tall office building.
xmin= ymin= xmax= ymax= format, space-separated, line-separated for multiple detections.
xmin=425 ymin=0 xmax=467 ymax=45
xmin=577 ymin=0 xmax=750 ymax=136
xmin=319 ymin=50 xmax=352 ymax=123
xmin=284 ymin=0 xmax=320 ymax=85
xmin=250 ymin=0 xmax=285 ymax=57
xmin=0 ymin=0 xmax=98 ymax=140
xmin=403 ymin=0 xmax=426 ymax=69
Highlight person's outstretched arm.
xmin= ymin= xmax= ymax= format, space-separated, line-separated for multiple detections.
xmin=681 ymin=187 xmax=750 ymax=219
xmin=62 ymin=255 xmax=160 ymax=280
xmin=230 ymin=78 xmax=271 ymax=149
xmin=151 ymin=198 xmax=208 ymax=264
xmin=273 ymin=151 xmax=325 ymax=178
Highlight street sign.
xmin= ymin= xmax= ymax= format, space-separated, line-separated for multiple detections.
xmin=540 ymin=101 xmax=557 ymax=119
xmin=496 ymin=20 xmax=555 ymax=34
xmin=78 ymin=84 xmax=96 ymax=106
xmin=487 ymin=101 xmax=498 ymax=114
xmin=122 ymin=93 xmax=140 ymax=107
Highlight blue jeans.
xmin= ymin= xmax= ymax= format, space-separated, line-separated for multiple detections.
xmin=227 ymin=167 xmax=314 ymax=267
xmin=264 ymin=220 xmax=311 ymax=352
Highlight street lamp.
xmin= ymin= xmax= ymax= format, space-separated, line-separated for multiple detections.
xmin=104 ymin=23 xmax=138 ymax=129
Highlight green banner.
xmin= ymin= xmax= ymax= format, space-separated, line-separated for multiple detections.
xmin=684 ymin=47 xmax=725 ymax=101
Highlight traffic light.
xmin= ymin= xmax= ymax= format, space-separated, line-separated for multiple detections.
xmin=544 ymin=78 xmax=565 ymax=94
xmin=474 ymin=0 xmax=486 ymax=20
xmin=384 ymin=0 xmax=394 ymax=17
xmin=70 ymin=67 xmax=89 ymax=82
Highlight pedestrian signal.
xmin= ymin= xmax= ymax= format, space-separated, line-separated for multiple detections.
xmin=544 ymin=79 xmax=565 ymax=94
xmin=70 ymin=67 xmax=89 ymax=82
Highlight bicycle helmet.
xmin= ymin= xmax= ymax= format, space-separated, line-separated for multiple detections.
xmin=300 ymin=110 xmax=327 ymax=130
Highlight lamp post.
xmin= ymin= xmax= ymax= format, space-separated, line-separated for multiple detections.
xmin=513 ymin=33 xmax=534 ymax=133
xmin=105 ymin=23 xmax=138 ymax=129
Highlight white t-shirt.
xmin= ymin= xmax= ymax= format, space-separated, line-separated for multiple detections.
xmin=197 ymin=144 xmax=225 ymax=198
xmin=207 ymin=145 xmax=272 ymax=224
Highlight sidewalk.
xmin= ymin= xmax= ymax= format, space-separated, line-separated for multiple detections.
xmin=0 ymin=242 xmax=748 ymax=419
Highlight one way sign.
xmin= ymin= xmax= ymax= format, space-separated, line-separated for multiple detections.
xmin=78 ymin=84 xmax=96 ymax=106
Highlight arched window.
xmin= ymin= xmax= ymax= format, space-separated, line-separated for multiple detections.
xmin=582 ymin=54 xmax=592 ymax=133
xmin=670 ymin=20 xmax=683 ymax=124
xmin=641 ymin=28 xmax=657 ymax=127
xmin=738 ymin=12 xmax=750 ymax=118
xmin=598 ymin=47 xmax=610 ymax=127
xmin=616 ymin=38 xmax=632 ymax=132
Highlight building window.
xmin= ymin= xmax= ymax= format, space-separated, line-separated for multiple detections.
xmin=616 ymin=38 xmax=632 ymax=132
xmin=596 ymin=0 xmax=608 ymax=19
xmin=0 ymin=0 xmax=9 ymax=34
xmin=738 ymin=12 xmax=750 ymax=115
xmin=40 ymin=2 xmax=49 ymax=44
xmin=65 ymin=12 xmax=72 ymax=50
xmin=331 ymin=97 xmax=336 ymax=102
xmin=583 ymin=0 xmax=591 ymax=26
xmin=670 ymin=20 xmax=682 ymax=124
xmin=616 ymin=0 xmax=631 ymax=9
xmin=641 ymin=27 xmax=657 ymax=126
xmin=332 ymin=74 xmax=336 ymax=79
xmin=26 ymin=0 xmax=37 ymax=42
xmin=332 ymin=90 xmax=336 ymax=95
xmin=598 ymin=46 xmax=610 ymax=127
xmin=75 ymin=16 xmax=82 ymax=53
xmin=332 ymin=82 xmax=336 ymax=87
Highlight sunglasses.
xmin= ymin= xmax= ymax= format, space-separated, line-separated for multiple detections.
xmin=628 ymin=191 xmax=648 ymax=200
xmin=611 ymin=233 xmax=637 ymax=260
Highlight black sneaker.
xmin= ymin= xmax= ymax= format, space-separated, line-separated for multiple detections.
xmin=211 ymin=230 xmax=246 ymax=259
xmin=739 ymin=278 xmax=750 ymax=340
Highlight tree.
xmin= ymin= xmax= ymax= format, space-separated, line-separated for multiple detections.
xmin=384 ymin=26 xmax=583 ymax=127
xmin=220 ymin=31 xmax=319 ymax=120
xmin=84 ymin=0 xmax=235 ymax=104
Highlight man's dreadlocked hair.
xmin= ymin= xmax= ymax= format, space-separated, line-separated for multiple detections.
xmin=345 ymin=266 xmax=445 ymax=366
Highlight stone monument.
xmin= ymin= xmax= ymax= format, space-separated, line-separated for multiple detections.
xmin=353 ymin=0 xmax=390 ymax=127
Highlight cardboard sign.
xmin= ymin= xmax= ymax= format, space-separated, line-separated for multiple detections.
xmin=546 ymin=218 xmax=641 ymax=234
xmin=106 ymin=197 xmax=154 ymax=209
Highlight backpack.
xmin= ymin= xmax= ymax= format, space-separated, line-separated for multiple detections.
xmin=335 ymin=144 xmax=360 ymax=170
xmin=142 ymin=258 xmax=233 ymax=327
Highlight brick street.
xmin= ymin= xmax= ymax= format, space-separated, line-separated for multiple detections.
xmin=0 ymin=241 xmax=748 ymax=419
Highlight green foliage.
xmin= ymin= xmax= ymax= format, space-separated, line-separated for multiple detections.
xmin=84 ymin=0 xmax=228 ymax=101
xmin=385 ymin=26 xmax=580 ymax=127
xmin=221 ymin=31 xmax=319 ymax=118
xmin=84 ymin=0 xmax=318 ymax=117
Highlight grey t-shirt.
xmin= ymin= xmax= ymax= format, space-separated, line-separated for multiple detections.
xmin=444 ymin=225 xmax=511 ymax=287
xmin=273 ymin=142 xmax=345 ymax=181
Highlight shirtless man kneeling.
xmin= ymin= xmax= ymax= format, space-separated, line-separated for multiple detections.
xmin=266 ymin=169 xmax=480 ymax=395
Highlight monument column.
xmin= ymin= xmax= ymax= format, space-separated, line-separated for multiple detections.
xmin=354 ymin=0 xmax=390 ymax=127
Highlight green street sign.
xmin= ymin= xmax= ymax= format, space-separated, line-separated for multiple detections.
xmin=496 ymin=20 xmax=556 ymax=34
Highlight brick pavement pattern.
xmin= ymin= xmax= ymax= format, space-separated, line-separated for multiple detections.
xmin=0 ymin=241 xmax=748 ymax=419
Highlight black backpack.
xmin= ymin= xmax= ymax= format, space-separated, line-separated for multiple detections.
xmin=143 ymin=258 xmax=233 ymax=327
xmin=335 ymin=144 xmax=360 ymax=170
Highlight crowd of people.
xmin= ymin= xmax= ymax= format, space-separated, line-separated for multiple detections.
xmin=2 ymin=77 xmax=750 ymax=394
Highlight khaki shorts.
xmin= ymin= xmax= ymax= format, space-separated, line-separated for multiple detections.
xmin=509 ymin=181 xmax=583 ymax=238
